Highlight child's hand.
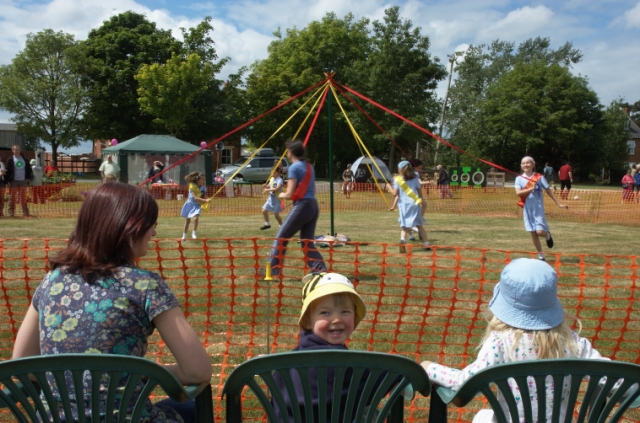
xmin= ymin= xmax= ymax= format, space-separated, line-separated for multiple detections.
xmin=559 ymin=204 xmax=568 ymax=209
xmin=388 ymin=207 xmax=395 ymax=211
xmin=420 ymin=361 xmax=432 ymax=372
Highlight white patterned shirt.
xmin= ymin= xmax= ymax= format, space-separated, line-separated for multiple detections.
xmin=426 ymin=330 xmax=606 ymax=423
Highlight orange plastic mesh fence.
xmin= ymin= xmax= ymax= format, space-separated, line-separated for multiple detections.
xmin=1 ymin=238 xmax=640 ymax=422
xmin=4 ymin=183 xmax=640 ymax=227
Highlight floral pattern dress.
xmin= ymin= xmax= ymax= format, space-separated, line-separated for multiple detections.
xmin=425 ymin=330 xmax=606 ymax=423
xmin=32 ymin=266 xmax=182 ymax=422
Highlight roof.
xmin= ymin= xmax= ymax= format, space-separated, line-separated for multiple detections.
xmin=102 ymin=134 xmax=211 ymax=155
xmin=0 ymin=123 xmax=18 ymax=131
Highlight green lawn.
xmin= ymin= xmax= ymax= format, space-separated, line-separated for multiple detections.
xmin=2 ymin=211 xmax=636 ymax=256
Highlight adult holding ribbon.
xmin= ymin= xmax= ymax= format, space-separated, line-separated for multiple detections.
xmin=386 ymin=160 xmax=431 ymax=253
xmin=514 ymin=156 xmax=567 ymax=261
xmin=263 ymin=139 xmax=326 ymax=277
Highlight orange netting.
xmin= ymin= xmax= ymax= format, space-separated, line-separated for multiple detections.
xmin=1 ymin=238 xmax=639 ymax=422
xmin=3 ymin=184 xmax=640 ymax=227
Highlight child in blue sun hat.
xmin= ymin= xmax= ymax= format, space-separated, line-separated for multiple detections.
xmin=420 ymin=258 xmax=608 ymax=423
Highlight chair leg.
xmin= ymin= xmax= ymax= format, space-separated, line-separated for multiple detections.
xmin=387 ymin=396 xmax=405 ymax=423
xmin=428 ymin=385 xmax=447 ymax=423
xmin=195 ymin=384 xmax=214 ymax=423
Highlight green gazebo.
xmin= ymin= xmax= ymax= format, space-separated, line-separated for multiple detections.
xmin=102 ymin=135 xmax=212 ymax=185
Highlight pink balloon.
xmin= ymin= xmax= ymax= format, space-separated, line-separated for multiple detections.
xmin=200 ymin=141 xmax=207 ymax=148
xmin=111 ymin=138 xmax=118 ymax=146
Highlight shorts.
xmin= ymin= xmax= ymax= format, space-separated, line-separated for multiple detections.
xmin=560 ymin=179 xmax=571 ymax=191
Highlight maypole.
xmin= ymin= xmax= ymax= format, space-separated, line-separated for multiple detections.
xmin=326 ymin=70 xmax=336 ymax=236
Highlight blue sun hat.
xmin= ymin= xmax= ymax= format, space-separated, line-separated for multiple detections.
xmin=489 ymin=258 xmax=564 ymax=330
xmin=398 ymin=160 xmax=410 ymax=170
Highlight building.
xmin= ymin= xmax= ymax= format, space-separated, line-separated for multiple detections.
xmin=627 ymin=118 xmax=640 ymax=168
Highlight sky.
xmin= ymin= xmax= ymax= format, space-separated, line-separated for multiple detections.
xmin=1 ymin=0 xmax=640 ymax=153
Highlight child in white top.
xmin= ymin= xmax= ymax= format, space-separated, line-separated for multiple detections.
xmin=259 ymin=166 xmax=284 ymax=230
xmin=421 ymin=258 xmax=606 ymax=423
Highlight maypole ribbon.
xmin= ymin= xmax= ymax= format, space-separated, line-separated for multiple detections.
xmin=334 ymin=81 xmax=519 ymax=177
xmin=329 ymin=84 xmax=391 ymax=208
xmin=137 ymin=76 xmax=332 ymax=187
xmin=265 ymin=81 xmax=331 ymax=185
xmin=212 ymin=82 xmax=331 ymax=198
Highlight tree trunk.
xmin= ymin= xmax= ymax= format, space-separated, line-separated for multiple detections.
xmin=51 ymin=142 xmax=58 ymax=167
xmin=389 ymin=142 xmax=396 ymax=173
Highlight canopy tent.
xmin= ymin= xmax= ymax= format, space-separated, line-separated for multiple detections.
xmin=102 ymin=135 xmax=212 ymax=185
xmin=351 ymin=156 xmax=392 ymax=183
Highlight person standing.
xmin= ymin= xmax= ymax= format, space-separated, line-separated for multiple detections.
xmin=99 ymin=154 xmax=120 ymax=182
xmin=5 ymin=145 xmax=33 ymax=217
xmin=30 ymin=159 xmax=44 ymax=204
xmin=0 ymin=159 xmax=6 ymax=217
xmin=265 ymin=139 xmax=326 ymax=277
xmin=341 ymin=164 xmax=354 ymax=199
xmin=558 ymin=161 xmax=573 ymax=200
xmin=148 ymin=160 xmax=164 ymax=184
xmin=543 ymin=162 xmax=555 ymax=190
xmin=436 ymin=165 xmax=454 ymax=199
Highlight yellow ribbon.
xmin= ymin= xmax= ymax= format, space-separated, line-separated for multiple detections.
xmin=189 ymin=183 xmax=209 ymax=210
xmin=394 ymin=176 xmax=422 ymax=205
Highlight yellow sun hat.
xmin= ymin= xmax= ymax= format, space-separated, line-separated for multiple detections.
xmin=299 ymin=272 xmax=366 ymax=330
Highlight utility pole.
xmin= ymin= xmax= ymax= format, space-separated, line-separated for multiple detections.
xmin=434 ymin=52 xmax=462 ymax=165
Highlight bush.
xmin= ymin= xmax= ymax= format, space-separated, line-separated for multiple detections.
xmin=48 ymin=186 xmax=84 ymax=202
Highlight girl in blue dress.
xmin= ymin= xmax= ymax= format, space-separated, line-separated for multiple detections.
xmin=514 ymin=156 xmax=567 ymax=261
xmin=181 ymin=172 xmax=211 ymax=240
xmin=260 ymin=166 xmax=284 ymax=230
xmin=386 ymin=161 xmax=430 ymax=252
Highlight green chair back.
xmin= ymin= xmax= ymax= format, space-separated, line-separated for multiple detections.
xmin=433 ymin=359 xmax=640 ymax=423
xmin=0 ymin=354 xmax=213 ymax=423
xmin=222 ymin=350 xmax=431 ymax=423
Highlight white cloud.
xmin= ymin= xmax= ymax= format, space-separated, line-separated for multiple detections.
xmin=621 ymin=2 xmax=640 ymax=28
xmin=476 ymin=5 xmax=554 ymax=43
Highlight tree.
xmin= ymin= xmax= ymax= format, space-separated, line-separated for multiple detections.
xmin=364 ymin=6 xmax=446 ymax=169
xmin=136 ymin=53 xmax=212 ymax=137
xmin=600 ymin=100 xmax=632 ymax=174
xmin=475 ymin=61 xmax=603 ymax=173
xmin=0 ymin=30 xmax=87 ymax=165
xmin=442 ymin=37 xmax=582 ymax=168
xmin=244 ymin=8 xmax=445 ymax=176
xmin=80 ymin=12 xmax=181 ymax=141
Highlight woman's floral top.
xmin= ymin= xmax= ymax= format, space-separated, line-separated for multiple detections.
xmin=425 ymin=330 xmax=605 ymax=423
xmin=32 ymin=266 xmax=182 ymax=422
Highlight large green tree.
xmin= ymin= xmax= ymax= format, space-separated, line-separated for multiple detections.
xmin=442 ymin=37 xmax=582 ymax=168
xmin=136 ymin=53 xmax=212 ymax=137
xmin=244 ymin=8 xmax=445 ymax=176
xmin=475 ymin=61 xmax=603 ymax=173
xmin=600 ymin=100 xmax=632 ymax=174
xmin=0 ymin=29 xmax=87 ymax=165
xmin=80 ymin=11 xmax=181 ymax=141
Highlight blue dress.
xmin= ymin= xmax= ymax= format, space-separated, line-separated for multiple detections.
xmin=262 ymin=176 xmax=284 ymax=212
xmin=393 ymin=177 xmax=424 ymax=227
xmin=180 ymin=186 xmax=201 ymax=218
xmin=515 ymin=173 xmax=549 ymax=232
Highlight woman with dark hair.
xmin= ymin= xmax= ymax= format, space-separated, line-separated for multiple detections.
xmin=265 ymin=140 xmax=326 ymax=276
xmin=12 ymin=182 xmax=211 ymax=423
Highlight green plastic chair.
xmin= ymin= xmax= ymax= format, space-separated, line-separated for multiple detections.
xmin=0 ymin=354 xmax=214 ymax=423
xmin=222 ymin=350 xmax=431 ymax=423
xmin=430 ymin=359 xmax=640 ymax=423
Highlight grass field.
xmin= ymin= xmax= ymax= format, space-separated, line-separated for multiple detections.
xmin=2 ymin=210 xmax=637 ymax=256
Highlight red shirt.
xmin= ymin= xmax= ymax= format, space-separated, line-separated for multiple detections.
xmin=559 ymin=164 xmax=572 ymax=180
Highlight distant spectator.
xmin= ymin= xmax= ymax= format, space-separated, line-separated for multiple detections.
xmin=436 ymin=164 xmax=454 ymax=199
xmin=44 ymin=161 xmax=58 ymax=177
xmin=543 ymin=162 xmax=555 ymax=190
xmin=99 ymin=154 xmax=120 ymax=182
xmin=622 ymin=170 xmax=635 ymax=203
xmin=148 ymin=161 xmax=164 ymax=184
xmin=30 ymin=159 xmax=44 ymax=204
xmin=103 ymin=174 xmax=118 ymax=183
xmin=0 ymin=159 xmax=6 ymax=217
xmin=214 ymin=171 xmax=224 ymax=184
xmin=635 ymin=164 xmax=640 ymax=197
xmin=5 ymin=145 xmax=33 ymax=217
xmin=558 ymin=161 xmax=572 ymax=200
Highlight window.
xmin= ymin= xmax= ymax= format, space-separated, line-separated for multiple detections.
xmin=221 ymin=148 xmax=233 ymax=165
xmin=628 ymin=141 xmax=636 ymax=155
